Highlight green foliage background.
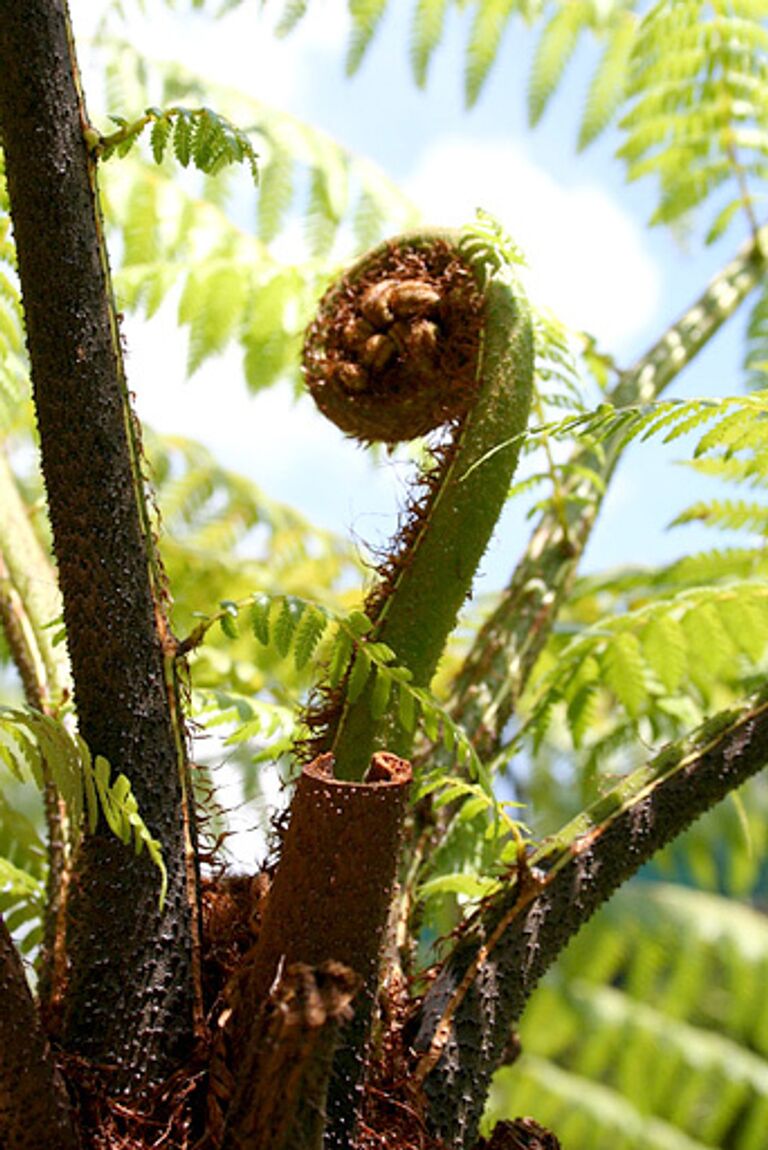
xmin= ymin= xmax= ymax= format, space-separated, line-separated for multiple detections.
xmin=3 ymin=1 xmax=768 ymax=1145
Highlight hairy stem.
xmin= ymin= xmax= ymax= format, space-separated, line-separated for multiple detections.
xmin=0 ymin=0 xmax=198 ymax=1089
xmin=414 ymin=691 xmax=768 ymax=1146
xmin=325 ymin=231 xmax=534 ymax=780
xmin=449 ymin=227 xmax=767 ymax=759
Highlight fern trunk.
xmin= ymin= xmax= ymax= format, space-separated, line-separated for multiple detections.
xmin=0 ymin=914 xmax=80 ymax=1150
xmin=0 ymin=0 xmax=198 ymax=1093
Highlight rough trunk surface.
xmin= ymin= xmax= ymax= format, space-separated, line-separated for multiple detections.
xmin=0 ymin=915 xmax=80 ymax=1150
xmin=0 ymin=0 xmax=197 ymax=1091
xmin=413 ymin=691 xmax=768 ymax=1146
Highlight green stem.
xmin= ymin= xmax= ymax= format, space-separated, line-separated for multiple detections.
xmin=327 ymin=230 xmax=534 ymax=780
xmin=0 ymin=451 xmax=71 ymax=708
xmin=449 ymin=225 xmax=768 ymax=760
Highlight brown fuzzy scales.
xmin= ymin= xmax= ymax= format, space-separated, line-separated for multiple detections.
xmin=304 ymin=240 xmax=483 ymax=443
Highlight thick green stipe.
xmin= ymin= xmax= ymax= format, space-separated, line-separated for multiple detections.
xmin=306 ymin=228 xmax=534 ymax=780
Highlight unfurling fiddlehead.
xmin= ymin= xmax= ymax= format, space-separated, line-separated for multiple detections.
xmin=303 ymin=224 xmax=535 ymax=780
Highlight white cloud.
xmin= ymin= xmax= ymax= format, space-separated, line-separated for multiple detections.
xmin=70 ymin=0 xmax=349 ymax=110
xmin=124 ymin=307 xmax=404 ymax=543
xmin=405 ymin=137 xmax=661 ymax=352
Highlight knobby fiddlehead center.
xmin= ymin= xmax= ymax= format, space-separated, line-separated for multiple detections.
xmin=303 ymin=238 xmax=484 ymax=443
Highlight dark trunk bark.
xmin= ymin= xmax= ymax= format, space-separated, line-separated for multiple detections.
xmin=221 ymin=961 xmax=360 ymax=1150
xmin=0 ymin=915 xmax=80 ymax=1150
xmin=0 ymin=0 xmax=198 ymax=1092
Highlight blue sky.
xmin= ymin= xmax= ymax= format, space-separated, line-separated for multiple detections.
xmin=71 ymin=0 xmax=755 ymax=588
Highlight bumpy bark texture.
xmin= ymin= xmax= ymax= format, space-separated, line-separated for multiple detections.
xmin=0 ymin=0 xmax=196 ymax=1091
xmin=0 ymin=915 xmax=80 ymax=1150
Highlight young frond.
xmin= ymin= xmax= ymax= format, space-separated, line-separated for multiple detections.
xmin=97 ymin=105 xmax=259 ymax=185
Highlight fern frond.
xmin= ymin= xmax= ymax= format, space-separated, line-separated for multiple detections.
xmin=410 ymin=0 xmax=448 ymax=86
xmin=618 ymin=0 xmax=768 ymax=237
xmin=528 ymin=1 xmax=586 ymax=126
xmin=347 ymin=0 xmax=390 ymax=75
xmin=522 ymin=580 xmax=768 ymax=753
xmin=187 ymin=591 xmax=487 ymax=780
xmin=465 ymin=0 xmax=516 ymax=108
xmin=97 ymin=104 xmax=259 ymax=184
xmin=273 ymin=0 xmax=310 ymax=37
xmin=102 ymin=69 xmax=417 ymax=382
xmin=671 ymin=498 xmax=768 ymax=534
xmin=0 ymin=710 xmax=167 ymax=905
xmin=578 ymin=10 xmax=637 ymax=149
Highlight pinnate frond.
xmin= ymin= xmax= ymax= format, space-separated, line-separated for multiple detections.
xmin=523 ymin=580 xmax=768 ymax=752
xmin=188 ymin=591 xmax=485 ymax=780
xmin=618 ymin=0 xmax=768 ymax=237
xmin=97 ymin=105 xmax=259 ymax=184
xmin=0 ymin=710 xmax=167 ymax=905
